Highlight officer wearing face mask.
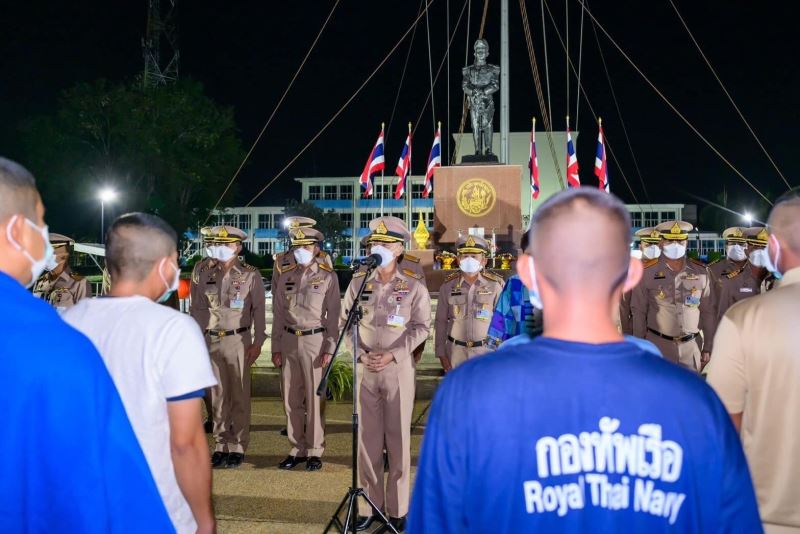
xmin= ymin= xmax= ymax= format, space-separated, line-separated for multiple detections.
xmin=620 ymin=227 xmax=662 ymax=334
xmin=710 ymin=227 xmax=768 ymax=325
xmin=745 ymin=227 xmax=777 ymax=293
xmin=192 ymin=225 xmax=266 ymax=469
xmin=271 ymin=228 xmax=340 ymax=472
xmin=342 ymin=216 xmax=431 ymax=532
xmin=32 ymin=233 xmax=89 ymax=312
xmin=631 ymin=220 xmax=716 ymax=371
xmin=435 ymin=235 xmax=504 ymax=371
xmin=272 ymin=216 xmax=333 ymax=287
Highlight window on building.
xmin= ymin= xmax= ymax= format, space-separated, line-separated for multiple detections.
xmin=643 ymin=211 xmax=659 ymax=227
xmin=411 ymin=183 xmax=425 ymax=199
xmin=309 ymin=185 xmax=322 ymax=200
xmin=220 ymin=214 xmax=235 ymax=226
xmin=340 ymin=213 xmax=353 ymax=227
xmin=324 ymin=185 xmax=337 ymax=200
xmin=422 ymin=211 xmax=434 ymax=227
xmin=359 ymin=212 xmax=373 ymax=228
xmin=340 ymin=184 xmax=353 ymax=200
xmin=238 ymin=214 xmax=251 ymax=230
xmin=258 ymin=213 xmax=271 ymax=229
xmin=630 ymin=212 xmax=642 ymax=228
xmin=393 ymin=212 xmax=406 ymax=222
xmin=661 ymin=211 xmax=676 ymax=221
xmin=257 ymin=241 xmax=273 ymax=256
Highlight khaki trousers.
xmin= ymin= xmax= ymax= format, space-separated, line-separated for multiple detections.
xmin=644 ymin=331 xmax=700 ymax=371
xmin=357 ymin=357 xmax=416 ymax=518
xmin=447 ymin=341 xmax=491 ymax=369
xmin=280 ymin=333 xmax=326 ymax=457
xmin=209 ymin=334 xmax=252 ymax=454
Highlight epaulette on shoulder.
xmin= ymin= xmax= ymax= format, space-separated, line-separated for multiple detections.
xmin=482 ymin=270 xmax=504 ymax=283
xmin=317 ymin=250 xmax=329 ymax=258
xmin=707 ymin=258 xmax=721 ymax=266
xmin=444 ymin=271 xmax=461 ymax=282
xmin=404 ymin=254 xmax=420 ymax=263
xmin=278 ymin=263 xmax=297 ymax=274
xmin=241 ymin=262 xmax=258 ymax=272
xmin=352 ymin=271 xmax=367 ymax=279
xmin=642 ymin=258 xmax=659 ymax=269
xmin=69 ymin=272 xmax=84 ymax=281
xmin=402 ymin=268 xmax=422 ymax=280
xmin=319 ymin=263 xmax=333 ymax=272
xmin=690 ymin=257 xmax=707 ymax=268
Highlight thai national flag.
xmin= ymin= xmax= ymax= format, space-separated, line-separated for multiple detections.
xmin=566 ymin=123 xmax=580 ymax=188
xmin=423 ymin=126 xmax=441 ymax=198
xmin=530 ymin=119 xmax=540 ymax=200
xmin=359 ymin=128 xmax=385 ymax=197
xmin=394 ymin=130 xmax=412 ymax=199
xmin=595 ymin=120 xmax=610 ymax=193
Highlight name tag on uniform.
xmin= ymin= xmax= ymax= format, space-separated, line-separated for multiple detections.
xmin=230 ymin=297 xmax=244 ymax=310
xmin=475 ymin=308 xmax=492 ymax=321
xmin=740 ymin=287 xmax=753 ymax=293
xmin=387 ymin=314 xmax=406 ymax=328
xmin=684 ymin=288 xmax=701 ymax=307
xmin=654 ymin=272 xmax=665 ymax=280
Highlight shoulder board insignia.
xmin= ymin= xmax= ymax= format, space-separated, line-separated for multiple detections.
xmin=279 ymin=263 xmax=297 ymax=274
xmin=404 ymin=254 xmax=420 ymax=263
xmin=444 ymin=271 xmax=461 ymax=282
xmin=402 ymin=268 xmax=422 ymax=280
xmin=69 ymin=272 xmax=84 ymax=281
xmin=317 ymin=251 xmax=329 ymax=258
xmin=482 ymin=270 xmax=504 ymax=283
xmin=707 ymin=258 xmax=720 ymax=266
xmin=689 ymin=258 xmax=707 ymax=268
xmin=319 ymin=263 xmax=333 ymax=272
xmin=241 ymin=262 xmax=257 ymax=271
xmin=643 ymin=258 xmax=659 ymax=269
xmin=352 ymin=271 xmax=367 ymax=279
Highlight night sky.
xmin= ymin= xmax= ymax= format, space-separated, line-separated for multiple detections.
xmin=2 ymin=0 xmax=797 ymax=218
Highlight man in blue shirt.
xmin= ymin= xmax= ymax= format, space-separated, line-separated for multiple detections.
xmin=409 ymin=188 xmax=761 ymax=533
xmin=0 ymin=157 xmax=173 ymax=533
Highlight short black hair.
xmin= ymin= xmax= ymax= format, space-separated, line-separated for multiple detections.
xmin=0 ymin=157 xmax=39 ymax=220
xmin=520 ymin=229 xmax=530 ymax=250
xmin=105 ymin=212 xmax=178 ymax=281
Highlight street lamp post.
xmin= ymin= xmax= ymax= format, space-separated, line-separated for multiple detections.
xmin=98 ymin=188 xmax=117 ymax=244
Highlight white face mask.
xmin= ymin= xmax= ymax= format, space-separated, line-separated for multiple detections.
xmin=6 ymin=215 xmax=54 ymax=288
xmin=293 ymin=247 xmax=314 ymax=265
xmin=213 ymin=245 xmax=236 ymax=262
xmin=459 ymin=257 xmax=482 ymax=273
xmin=44 ymin=254 xmax=60 ymax=272
xmin=764 ymin=235 xmax=783 ymax=280
xmin=156 ymin=258 xmax=180 ymax=303
xmin=748 ymin=248 xmax=768 ymax=268
xmin=204 ymin=246 xmax=214 ymax=258
xmin=371 ymin=244 xmax=396 ymax=270
xmin=662 ymin=242 xmax=686 ymax=260
xmin=726 ymin=244 xmax=747 ymax=262
xmin=642 ymin=244 xmax=661 ymax=260
xmin=526 ymin=256 xmax=544 ymax=310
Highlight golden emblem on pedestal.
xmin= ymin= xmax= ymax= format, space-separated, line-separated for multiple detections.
xmin=436 ymin=251 xmax=457 ymax=270
xmin=413 ymin=213 xmax=430 ymax=250
xmin=497 ymin=253 xmax=514 ymax=270
xmin=456 ymin=178 xmax=496 ymax=217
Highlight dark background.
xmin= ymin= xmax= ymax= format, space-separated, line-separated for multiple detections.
xmin=2 ymin=0 xmax=797 ymax=220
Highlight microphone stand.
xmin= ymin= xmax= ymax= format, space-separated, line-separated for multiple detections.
xmin=320 ymin=263 xmax=398 ymax=534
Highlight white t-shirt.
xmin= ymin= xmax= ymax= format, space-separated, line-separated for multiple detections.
xmin=64 ymin=296 xmax=217 ymax=534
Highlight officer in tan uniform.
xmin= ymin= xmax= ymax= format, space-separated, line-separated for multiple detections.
xmin=745 ymin=227 xmax=777 ymax=293
xmin=190 ymin=225 xmax=266 ymax=469
xmin=710 ymin=227 xmax=767 ymax=324
xmin=342 ymin=216 xmax=431 ymax=532
xmin=272 ymin=216 xmax=332 ymax=285
xmin=620 ymin=227 xmax=661 ymax=334
xmin=271 ymin=227 xmax=340 ymax=471
xmin=32 ymin=233 xmax=89 ymax=312
xmin=630 ymin=220 xmax=716 ymax=370
xmin=435 ymin=235 xmax=503 ymax=371
xmin=708 ymin=226 xmax=748 ymax=286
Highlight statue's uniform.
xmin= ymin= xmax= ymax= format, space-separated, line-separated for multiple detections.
xmin=192 ymin=252 xmax=265 ymax=455
xmin=272 ymin=252 xmax=340 ymax=460
xmin=435 ymin=270 xmax=503 ymax=368
xmin=33 ymin=267 xmax=89 ymax=312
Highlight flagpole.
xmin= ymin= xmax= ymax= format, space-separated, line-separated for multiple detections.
xmin=406 ymin=122 xmax=412 ymax=229
xmin=380 ymin=122 xmax=385 ymax=217
xmin=529 ymin=116 xmax=535 ymax=224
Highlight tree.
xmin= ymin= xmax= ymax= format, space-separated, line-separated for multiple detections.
xmin=20 ymin=78 xmax=244 ymax=240
xmin=283 ymin=199 xmax=347 ymax=254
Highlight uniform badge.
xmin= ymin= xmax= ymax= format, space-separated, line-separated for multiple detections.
xmin=656 ymin=287 xmax=666 ymax=300
xmin=654 ymin=271 xmax=665 ymax=280
xmin=686 ymin=273 xmax=699 ymax=281
xmin=684 ymin=287 xmax=701 ymax=307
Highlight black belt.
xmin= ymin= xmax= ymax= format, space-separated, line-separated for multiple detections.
xmin=648 ymin=328 xmax=697 ymax=343
xmin=448 ymin=335 xmax=488 ymax=348
xmin=205 ymin=326 xmax=248 ymax=338
xmin=285 ymin=326 xmax=326 ymax=337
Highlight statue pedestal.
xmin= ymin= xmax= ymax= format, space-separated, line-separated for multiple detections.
xmin=460 ymin=154 xmax=499 ymax=165
xmin=432 ymin=164 xmax=522 ymax=251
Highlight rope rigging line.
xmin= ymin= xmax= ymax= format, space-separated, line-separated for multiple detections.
xmin=425 ymin=0 xmax=437 ymax=133
xmin=518 ymin=0 xmax=565 ymax=189
xmin=205 ymin=0 xmax=340 ymax=223
xmin=541 ymin=0 xmax=643 ymax=208
xmin=451 ymin=0 xmax=489 ymax=165
xmin=541 ymin=0 xmax=553 ymax=122
xmin=574 ymin=0 xmax=585 ymax=130
xmin=446 ymin=0 xmax=451 ymax=163
xmin=571 ymin=0 xmax=773 ymax=206
xmin=667 ymin=0 xmax=791 ymax=190
xmin=243 ymin=0 xmax=439 ymax=207
xmin=565 ymin=0 xmax=569 ymax=119
xmin=586 ymin=0 xmax=652 ymax=205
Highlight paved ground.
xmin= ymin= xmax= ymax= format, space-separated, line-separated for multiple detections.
xmin=210 ymin=398 xmax=431 ymax=533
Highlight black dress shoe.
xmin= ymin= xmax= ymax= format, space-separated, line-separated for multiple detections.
xmin=225 ymin=453 xmax=244 ymax=468
xmin=388 ymin=515 xmax=407 ymax=532
xmin=279 ymin=427 xmax=288 ymax=436
xmin=211 ymin=452 xmax=228 ymax=468
xmin=306 ymin=456 xmax=322 ymax=471
xmin=354 ymin=515 xmax=374 ymax=531
xmin=277 ymin=455 xmax=308 ymax=470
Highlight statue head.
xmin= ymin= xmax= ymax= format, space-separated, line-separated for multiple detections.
xmin=473 ymin=39 xmax=489 ymax=65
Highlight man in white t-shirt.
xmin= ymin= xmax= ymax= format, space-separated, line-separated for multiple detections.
xmin=64 ymin=213 xmax=217 ymax=534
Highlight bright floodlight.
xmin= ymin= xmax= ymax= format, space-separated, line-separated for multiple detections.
xmin=743 ymin=211 xmax=753 ymax=224
xmin=282 ymin=219 xmax=290 ymax=228
xmin=98 ymin=188 xmax=117 ymax=203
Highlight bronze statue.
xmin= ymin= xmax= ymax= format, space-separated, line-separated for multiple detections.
xmin=462 ymin=39 xmax=500 ymax=156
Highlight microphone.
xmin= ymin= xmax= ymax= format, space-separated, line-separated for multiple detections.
xmin=356 ymin=253 xmax=383 ymax=268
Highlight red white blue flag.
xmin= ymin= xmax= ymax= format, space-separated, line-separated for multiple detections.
xmin=594 ymin=119 xmax=610 ymax=193
xmin=359 ymin=127 xmax=385 ymax=198
xmin=566 ymin=120 xmax=580 ymax=188
xmin=394 ymin=126 xmax=412 ymax=199
xmin=530 ymin=118 xmax=540 ymax=199
xmin=423 ymin=125 xmax=441 ymax=198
